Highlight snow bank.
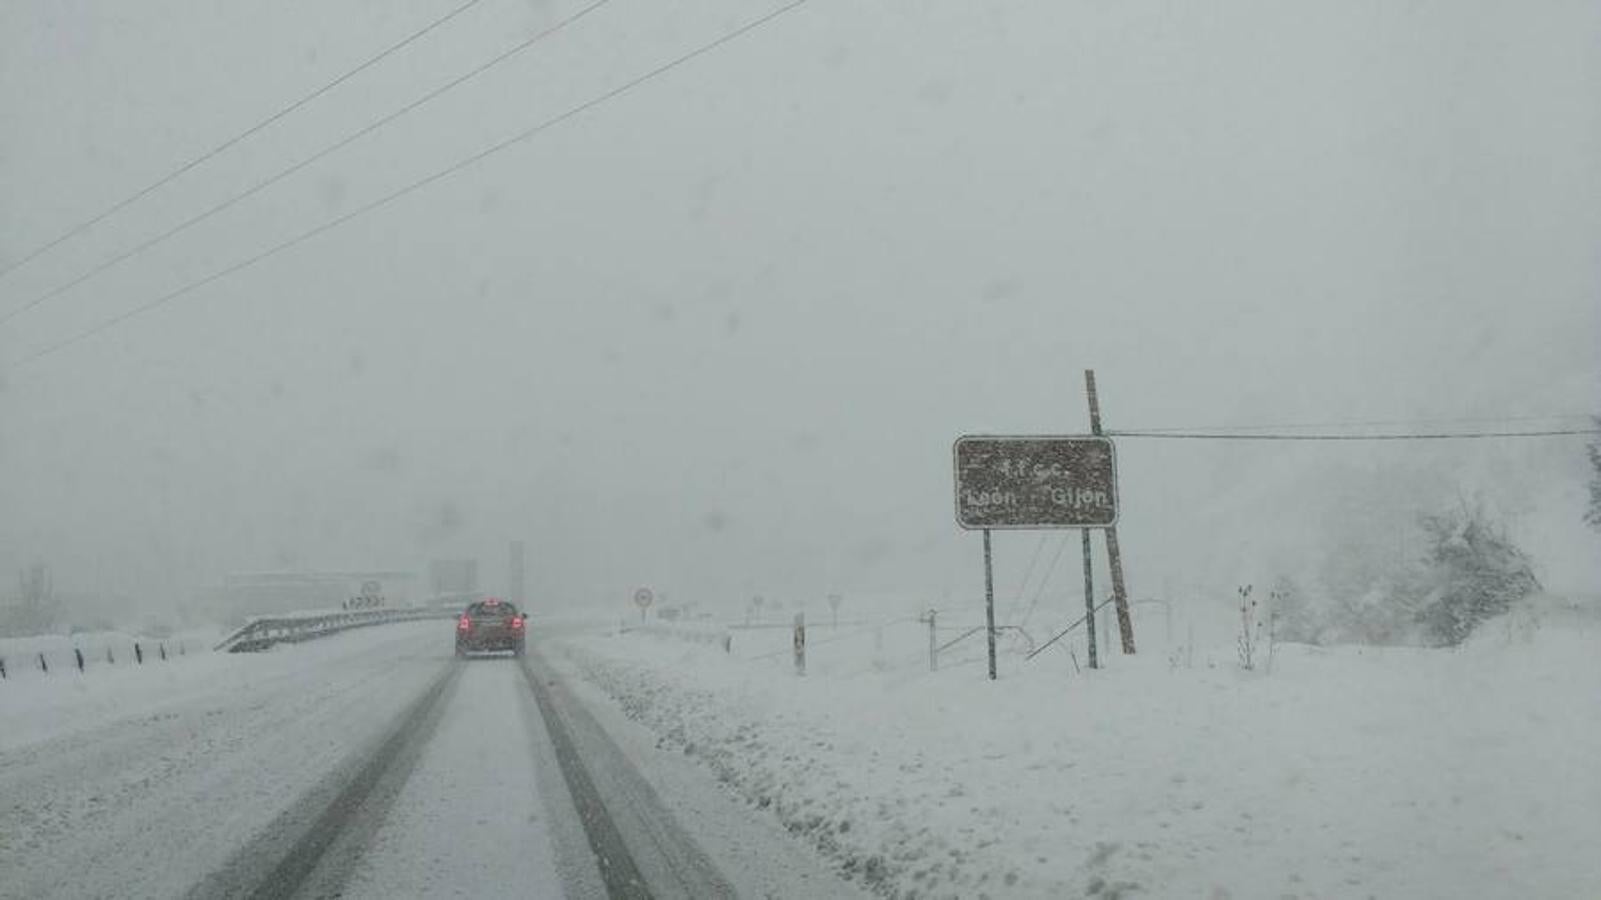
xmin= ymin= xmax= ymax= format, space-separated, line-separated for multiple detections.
xmin=548 ymin=597 xmax=1600 ymax=898
xmin=0 ymin=620 xmax=440 ymax=753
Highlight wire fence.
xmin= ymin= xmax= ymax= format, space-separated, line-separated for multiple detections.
xmin=608 ymin=598 xmax=1170 ymax=684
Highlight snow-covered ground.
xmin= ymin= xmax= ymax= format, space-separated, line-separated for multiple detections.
xmin=0 ymin=615 xmax=872 ymax=898
xmin=0 ymin=621 xmax=452 ymax=897
xmin=546 ymin=595 xmax=1601 ymax=899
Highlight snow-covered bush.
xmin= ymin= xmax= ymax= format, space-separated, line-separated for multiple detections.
xmin=1298 ymin=494 xmax=1539 ymax=648
xmin=1320 ymin=579 xmax=1422 ymax=645
xmin=1409 ymin=502 xmax=1540 ymax=647
xmin=1268 ymin=575 xmax=1321 ymax=645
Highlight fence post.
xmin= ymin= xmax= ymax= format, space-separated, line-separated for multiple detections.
xmin=159 ymin=643 xmax=168 ymax=661
xmin=39 ymin=652 xmax=48 ymax=674
xmin=75 ymin=648 xmax=85 ymax=673
xmin=1 ymin=656 xmax=7 ymax=679
xmin=135 ymin=642 xmax=143 ymax=665
xmin=107 ymin=645 xmax=115 ymax=665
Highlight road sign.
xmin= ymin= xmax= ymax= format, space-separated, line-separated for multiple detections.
xmin=953 ymin=435 xmax=1118 ymax=529
xmin=360 ymin=580 xmax=382 ymax=600
xmin=827 ymin=593 xmax=842 ymax=611
xmin=634 ymin=588 xmax=654 ymax=609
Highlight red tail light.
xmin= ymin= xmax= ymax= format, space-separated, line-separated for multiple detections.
xmin=510 ymin=616 xmax=524 ymax=630
xmin=457 ymin=615 xmax=471 ymax=631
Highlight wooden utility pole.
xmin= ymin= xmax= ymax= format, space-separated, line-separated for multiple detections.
xmin=1085 ymin=370 xmax=1136 ymax=654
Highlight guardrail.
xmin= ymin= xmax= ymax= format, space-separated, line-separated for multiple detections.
xmin=619 ymin=620 xmax=733 ymax=652
xmin=215 ymin=606 xmax=454 ymax=653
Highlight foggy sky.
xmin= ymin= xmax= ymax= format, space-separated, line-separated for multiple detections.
xmin=2 ymin=0 xmax=1597 ymax=624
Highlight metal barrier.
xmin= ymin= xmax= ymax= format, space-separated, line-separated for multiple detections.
xmin=619 ymin=621 xmax=733 ymax=652
xmin=214 ymin=606 xmax=453 ymax=653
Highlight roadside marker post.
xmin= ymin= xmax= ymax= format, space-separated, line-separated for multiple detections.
xmin=793 ymin=612 xmax=806 ymax=676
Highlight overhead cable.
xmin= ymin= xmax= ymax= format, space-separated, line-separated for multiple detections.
xmin=0 ymin=0 xmax=491 ymax=283
xmin=1106 ymin=429 xmax=1598 ymax=441
xmin=11 ymin=0 xmax=817 ymax=369
xmin=0 ymin=0 xmax=614 ymax=327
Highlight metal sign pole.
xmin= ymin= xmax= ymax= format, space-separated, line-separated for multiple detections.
xmin=984 ymin=528 xmax=998 ymax=681
xmin=1082 ymin=528 xmax=1098 ymax=669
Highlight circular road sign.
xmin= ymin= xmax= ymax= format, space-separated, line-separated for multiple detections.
xmin=634 ymin=588 xmax=654 ymax=609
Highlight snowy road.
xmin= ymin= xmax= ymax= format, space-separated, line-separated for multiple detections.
xmin=0 ymin=621 xmax=864 ymax=899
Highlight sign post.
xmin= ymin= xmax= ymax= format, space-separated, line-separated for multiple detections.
xmin=1081 ymin=529 xmax=1097 ymax=669
xmin=633 ymin=587 xmax=653 ymax=624
xmin=827 ymin=593 xmax=842 ymax=629
xmin=954 ymin=434 xmax=1121 ymax=679
xmin=983 ymin=529 xmax=997 ymax=680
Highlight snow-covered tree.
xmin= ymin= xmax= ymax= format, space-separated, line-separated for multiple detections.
xmin=5 ymin=561 xmax=58 ymax=636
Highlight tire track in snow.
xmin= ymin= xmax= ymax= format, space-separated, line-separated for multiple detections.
xmin=521 ymin=645 xmax=735 ymax=900
xmin=187 ymin=660 xmax=461 ymax=899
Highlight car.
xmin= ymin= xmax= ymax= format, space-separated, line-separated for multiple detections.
xmin=455 ymin=597 xmax=525 ymax=657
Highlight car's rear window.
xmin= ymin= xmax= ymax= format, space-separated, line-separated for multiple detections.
xmin=466 ymin=603 xmax=516 ymax=618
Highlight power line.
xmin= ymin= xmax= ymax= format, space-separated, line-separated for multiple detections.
xmin=1114 ymin=413 xmax=1594 ymax=434
xmin=0 ymin=0 xmax=491 ymax=282
xmin=1106 ymin=429 xmax=1598 ymax=441
xmin=0 ymin=0 xmax=616 ymax=328
xmin=11 ymin=0 xmax=818 ymax=369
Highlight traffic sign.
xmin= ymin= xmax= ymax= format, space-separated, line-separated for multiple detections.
xmin=953 ymin=435 xmax=1118 ymax=529
xmin=634 ymin=588 xmax=654 ymax=609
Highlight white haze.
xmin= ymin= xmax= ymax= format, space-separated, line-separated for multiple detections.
xmin=1 ymin=0 xmax=1597 ymax=627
